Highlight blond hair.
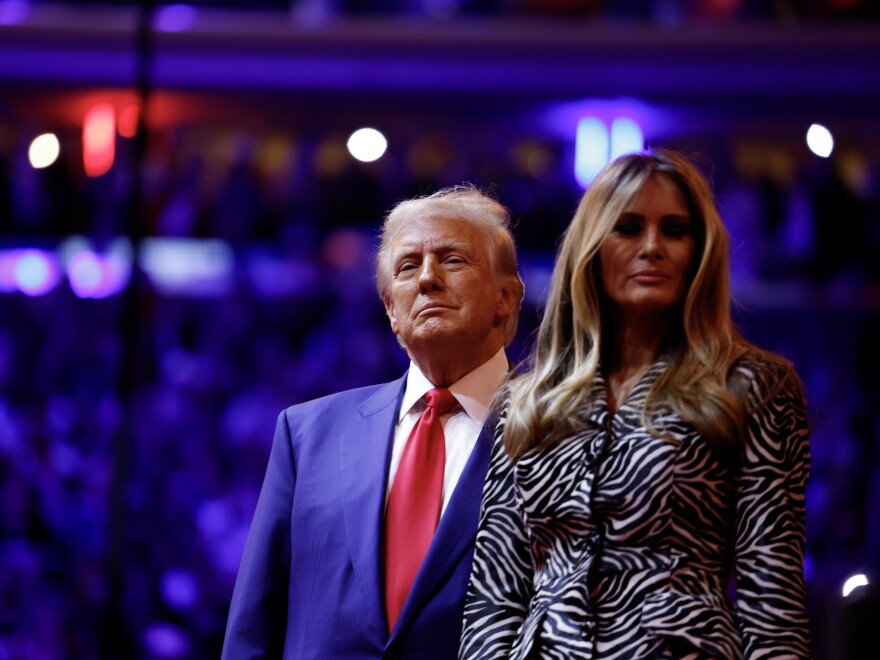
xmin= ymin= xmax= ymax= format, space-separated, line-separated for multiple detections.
xmin=504 ymin=150 xmax=788 ymax=461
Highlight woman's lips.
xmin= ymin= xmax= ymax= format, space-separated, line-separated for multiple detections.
xmin=631 ymin=271 xmax=668 ymax=284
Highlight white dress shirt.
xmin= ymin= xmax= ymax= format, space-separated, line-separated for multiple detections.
xmin=385 ymin=347 xmax=508 ymax=516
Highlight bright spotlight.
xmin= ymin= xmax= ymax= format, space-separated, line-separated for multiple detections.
xmin=68 ymin=250 xmax=105 ymax=298
xmin=574 ymin=117 xmax=609 ymax=188
xmin=29 ymin=133 xmax=60 ymax=169
xmin=842 ymin=573 xmax=869 ymax=598
xmin=347 ymin=128 xmax=387 ymax=163
xmin=83 ymin=104 xmax=116 ymax=177
xmin=610 ymin=118 xmax=644 ymax=160
xmin=807 ymin=124 xmax=834 ymax=158
xmin=13 ymin=249 xmax=58 ymax=296
xmin=118 ymin=105 xmax=139 ymax=138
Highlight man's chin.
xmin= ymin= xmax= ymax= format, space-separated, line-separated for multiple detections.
xmin=404 ymin=323 xmax=462 ymax=347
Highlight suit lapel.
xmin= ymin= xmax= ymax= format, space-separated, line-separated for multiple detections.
xmin=389 ymin=414 xmax=494 ymax=639
xmin=339 ymin=375 xmax=406 ymax=634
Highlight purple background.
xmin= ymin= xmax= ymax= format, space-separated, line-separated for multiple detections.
xmin=1 ymin=1 xmax=879 ymax=658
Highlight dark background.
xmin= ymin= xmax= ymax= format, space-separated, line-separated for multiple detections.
xmin=1 ymin=0 xmax=879 ymax=658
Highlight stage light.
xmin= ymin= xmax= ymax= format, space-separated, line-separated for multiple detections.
xmin=118 ymin=105 xmax=139 ymax=138
xmin=842 ymin=573 xmax=869 ymax=598
xmin=575 ymin=116 xmax=645 ymax=188
xmin=83 ymin=104 xmax=116 ymax=177
xmin=13 ymin=249 xmax=59 ymax=296
xmin=610 ymin=118 xmax=644 ymax=159
xmin=28 ymin=133 xmax=60 ymax=169
xmin=574 ymin=117 xmax=609 ymax=188
xmin=161 ymin=569 xmax=199 ymax=611
xmin=0 ymin=0 xmax=29 ymax=26
xmin=68 ymin=250 xmax=105 ymax=298
xmin=807 ymin=124 xmax=834 ymax=158
xmin=59 ymin=237 xmax=132 ymax=298
xmin=142 ymin=622 xmax=191 ymax=659
xmin=141 ymin=238 xmax=234 ymax=296
xmin=155 ymin=4 xmax=196 ymax=33
xmin=347 ymin=128 xmax=387 ymax=163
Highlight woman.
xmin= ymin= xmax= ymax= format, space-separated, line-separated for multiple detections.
xmin=460 ymin=151 xmax=811 ymax=659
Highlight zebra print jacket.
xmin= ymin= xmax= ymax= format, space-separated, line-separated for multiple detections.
xmin=460 ymin=355 xmax=811 ymax=659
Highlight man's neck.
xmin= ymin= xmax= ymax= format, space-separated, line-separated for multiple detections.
xmin=410 ymin=344 xmax=504 ymax=388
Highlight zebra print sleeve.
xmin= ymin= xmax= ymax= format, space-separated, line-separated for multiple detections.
xmin=734 ymin=363 xmax=812 ymax=659
xmin=459 ymin=416 xmax=534 ymax=660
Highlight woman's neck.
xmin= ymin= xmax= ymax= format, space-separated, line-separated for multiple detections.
xmin=604 ymin=310 xmax=672 ymax=413
xmin=606 ymin=309 xmax=671 ymax=374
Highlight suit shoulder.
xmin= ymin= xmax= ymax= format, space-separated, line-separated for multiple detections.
xmin=280 ymin=377 xmax=404 ymax=422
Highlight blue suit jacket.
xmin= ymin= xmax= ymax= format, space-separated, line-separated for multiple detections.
xmin=222 ymin=374 xmax=494 ymax=659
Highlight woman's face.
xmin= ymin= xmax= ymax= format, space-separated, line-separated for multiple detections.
xmin=598 ymin=174 xmax=697 ymax=318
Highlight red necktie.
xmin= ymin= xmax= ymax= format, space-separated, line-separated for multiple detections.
xmin=384 ymin=387 xmax=457 ymax=632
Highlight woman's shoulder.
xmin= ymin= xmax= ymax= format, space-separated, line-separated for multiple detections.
xmin=729 ymin=347 xmax=805 ymax=414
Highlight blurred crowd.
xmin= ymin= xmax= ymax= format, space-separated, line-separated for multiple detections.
xmin=77 ymin=0 xmax=880 ymax=21
xmin=305 ymin=0 xmax=880 ymax=21
xmin=0 ymin=123 xmax=879 ymax=659
xmin=4 ymin=126 xmax=880 ymax=284
xmin=17 ymin=0 xmax=880 ymax=22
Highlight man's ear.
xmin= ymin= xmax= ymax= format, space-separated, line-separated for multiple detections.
xmin=494 ymin=282 xmax=520 ymax=320
xmin=383 ymin=294 xmax=400 ymax=334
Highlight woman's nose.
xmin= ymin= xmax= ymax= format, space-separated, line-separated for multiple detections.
xmin=640 ymin=227 xmax=662 ymax=259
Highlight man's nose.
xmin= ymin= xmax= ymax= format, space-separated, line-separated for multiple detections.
xmin=418 ymin=257 xmax=444 ymax=291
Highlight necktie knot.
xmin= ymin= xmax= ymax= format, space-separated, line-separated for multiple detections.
xmin=424 ymin=388 xmax=456 ymax=416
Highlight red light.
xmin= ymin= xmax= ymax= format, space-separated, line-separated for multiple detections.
xmin=118 ymin=104 xmax=139 ymax=138
xmin=83 ymin=104 xmax=116 ymax=177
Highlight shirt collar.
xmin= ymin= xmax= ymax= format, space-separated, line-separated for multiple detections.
xmin=399 ymin=347 xmax=509 ymax=426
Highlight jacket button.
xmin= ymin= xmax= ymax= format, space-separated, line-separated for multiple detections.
xmin=583 ymin=619 xmax=597 ymax=637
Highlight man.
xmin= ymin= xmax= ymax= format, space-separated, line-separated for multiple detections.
xmin=222 ymin=186 xmax=524 ymax=659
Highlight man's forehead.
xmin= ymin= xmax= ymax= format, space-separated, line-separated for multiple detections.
xmin=390 ymin=217 xmax=483 ymax=252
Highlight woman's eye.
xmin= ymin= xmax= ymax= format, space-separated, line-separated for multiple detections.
xmin=613 ymin=222 xmax=640 ymax=236
xmin=664 ymin=223 xmax=692 ymax=237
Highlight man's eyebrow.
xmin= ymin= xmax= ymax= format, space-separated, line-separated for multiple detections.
xmin=393 ymin=241 xmax=472 ymax=257
xmin=392 ymin=249 xmax=421 ymax=264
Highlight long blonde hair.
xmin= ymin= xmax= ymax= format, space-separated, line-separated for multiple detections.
xmin=504 ymin=150 xmax=785 ymax=461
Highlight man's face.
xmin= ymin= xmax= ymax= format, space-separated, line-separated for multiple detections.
xmin=383 ymin=215 xmax=511 ymax=362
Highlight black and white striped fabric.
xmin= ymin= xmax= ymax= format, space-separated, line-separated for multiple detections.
xmin=460 ymin=355 xmax=811 ymax=659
